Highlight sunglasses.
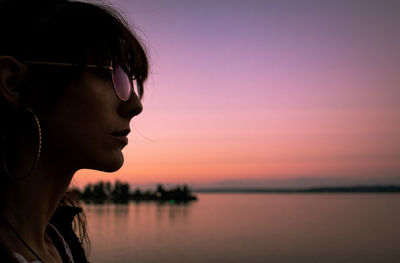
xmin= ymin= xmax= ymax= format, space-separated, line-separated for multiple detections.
xmin=24 ymin=61 xmax=140 ymax=101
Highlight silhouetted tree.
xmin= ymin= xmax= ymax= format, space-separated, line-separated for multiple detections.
xmin=112 ymin=180 xmax=130 ymax=203
xmin=156 ymin=184 xmax=167 ymax=200
xmin=81 ymin=183 xmax=94 ymax=200
xmin=79 ymin=182 xmax=197 ymax=203
xmin=92 ymin=181 xmax=107 ymax=202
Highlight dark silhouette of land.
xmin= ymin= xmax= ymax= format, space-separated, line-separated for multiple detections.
xmin=71 ymin=182 xmax=400 ymax=204
xmin=192 ymin=185 xmax=400 ymax=193
xmin=72 ymin=181 xmax=198 ymax=204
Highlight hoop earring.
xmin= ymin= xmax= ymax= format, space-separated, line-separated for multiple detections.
xmin=1 ymin=107 xmax=42 ymax=180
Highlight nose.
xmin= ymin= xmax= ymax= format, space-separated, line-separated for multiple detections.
xmin=120 ymin=93 xmax=143 ymax=119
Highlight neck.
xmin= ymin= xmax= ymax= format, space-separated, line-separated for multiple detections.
xmin=0 ymin=151 xmax=75 ymax=253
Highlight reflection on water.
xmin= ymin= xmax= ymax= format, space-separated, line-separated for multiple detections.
xmin=85 ymin=194 xmax=400 ymax=263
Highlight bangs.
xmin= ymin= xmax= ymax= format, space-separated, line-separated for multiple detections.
xmin=72 ymin=3 xmax=149 ymax=79
xmin=70 ymin=2 xmax=149 ymax=99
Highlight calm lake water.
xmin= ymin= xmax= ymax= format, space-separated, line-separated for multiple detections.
xmin=84 ymin=193 xmax=400 ymax=263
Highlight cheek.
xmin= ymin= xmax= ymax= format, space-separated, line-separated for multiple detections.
xmin=40 ymin=74 xmax=123 ymax=170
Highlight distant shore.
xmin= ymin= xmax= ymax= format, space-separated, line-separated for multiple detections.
xmin=192 ymin=185 xmax=400 ymax=193
xmin=73 ymin=181 xmax=198 ymax=203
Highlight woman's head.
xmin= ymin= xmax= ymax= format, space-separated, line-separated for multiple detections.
xmin=0 ymin=0 xmax=149 ymax=175
xmin=0 ymin=0 xmax=148 ymax=108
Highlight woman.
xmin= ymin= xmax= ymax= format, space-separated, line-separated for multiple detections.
xmin=0 ymin=0 xmax=149 ymax=262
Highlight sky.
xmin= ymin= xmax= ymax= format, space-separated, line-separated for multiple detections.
xmin=74 ymin=0 xmax=400 ymax=189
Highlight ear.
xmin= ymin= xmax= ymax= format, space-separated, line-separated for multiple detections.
xmin=0 ymin=56 xmax=27 ymax=109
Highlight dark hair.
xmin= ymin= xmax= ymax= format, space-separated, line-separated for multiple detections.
xmin=0 ymin=0 xmax=149 ymax=111
xmin=0 ymin=0 xmax=149 ymax=255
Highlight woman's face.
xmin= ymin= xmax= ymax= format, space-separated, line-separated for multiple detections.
xmin=40 ymin=67 xmax=143 ymax=172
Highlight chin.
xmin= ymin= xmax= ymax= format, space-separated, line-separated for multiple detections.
xmin=91 ymin=152 xmax=125 ymax=172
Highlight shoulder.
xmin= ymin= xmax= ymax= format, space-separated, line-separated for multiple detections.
xmin=50 ymin=205 xmax=89 ymax=263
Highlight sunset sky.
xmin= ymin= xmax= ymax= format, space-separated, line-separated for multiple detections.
xmin=74 ymin=0 xmax=400 ymax=189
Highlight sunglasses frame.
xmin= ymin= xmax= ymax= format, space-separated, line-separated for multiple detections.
xmin=24 ymin=61 xmax=139 ymax=101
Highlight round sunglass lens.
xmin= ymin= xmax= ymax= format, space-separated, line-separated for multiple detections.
xmin=113 ymin=66 xmax=132 ymax=101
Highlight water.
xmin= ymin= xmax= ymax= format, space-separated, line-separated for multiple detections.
xmin=84 ymin=193 xmax=400 ymax=263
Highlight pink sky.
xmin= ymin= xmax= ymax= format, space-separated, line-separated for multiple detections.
xmin=74 ymin=0 xmax=400 ymax=188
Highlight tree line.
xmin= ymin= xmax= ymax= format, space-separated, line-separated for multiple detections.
xmin=70 ymin=181 xmax=198 ymax=204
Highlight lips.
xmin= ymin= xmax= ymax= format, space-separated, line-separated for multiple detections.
xmin=111 ymin=129 xmax=130 ymax=145
xmin=111 ymin=129 xmax=130 ymax=136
